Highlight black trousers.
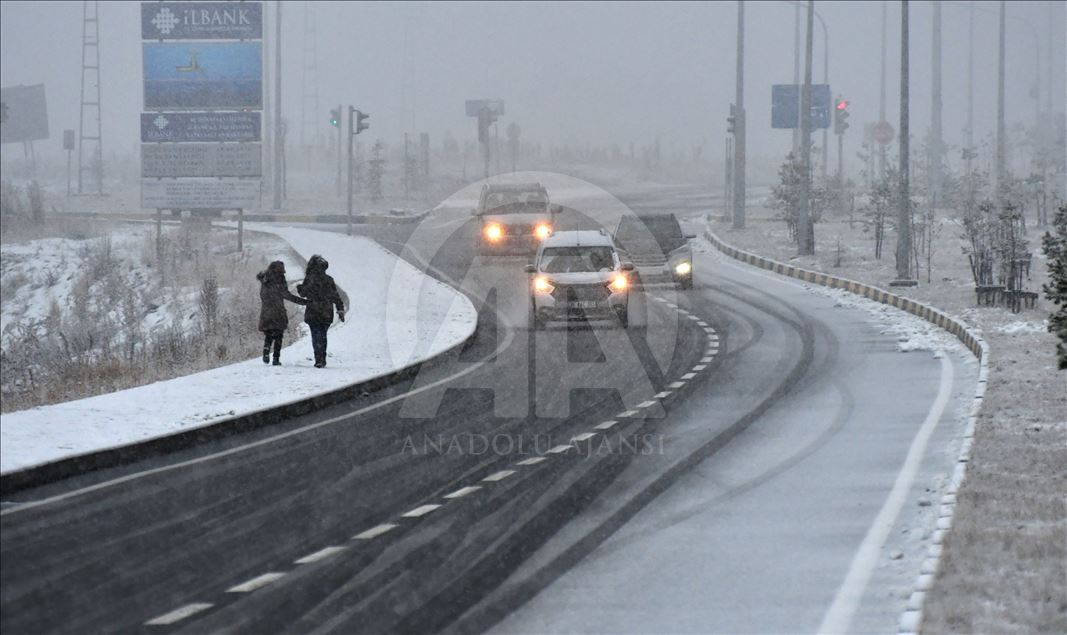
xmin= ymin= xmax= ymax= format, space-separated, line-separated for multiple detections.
xmin=263 ymin=329 xmax=283 ymax=357
xmin=309 ymin=324 xmax=328 ymax=361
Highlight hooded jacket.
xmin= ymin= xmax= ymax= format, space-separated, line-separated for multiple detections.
xmin=256 ymin=261 xmax=307 ymax=332
xmin=297 ymin=255 xmax=345 ymax=326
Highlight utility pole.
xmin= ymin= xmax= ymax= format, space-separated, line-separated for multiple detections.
xmin=996 ymin=0 xmax=1006 ymax=199
xmin=930 ymin=1 xmax=942 ymax=210
xmin=724 ymin=136 xmax=733 ymax=219
xmin=346 ymin=105 xmax=354 ymax=236
xmin=792 ymin=2 xmax=800 ymax=155
xmin=879 ymin=0 xmax=887 ymax=179
xmin=733 ymin=0 xmax=746 ymax=229
xmin=272 ymin=0 xmax=283 ymax=212
xmin=966 ymin=1 xmax=974 ymax=176
xmin=894 ymin=0 xmax=913 ymax=284
xmin=797 ymin=0 xmax=815 ymax=255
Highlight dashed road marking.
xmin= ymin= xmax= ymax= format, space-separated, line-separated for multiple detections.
xmin=444 ymin=486 xmax=482 ymax=499
xmin=700 ymin=356 xmax=714 ymax=363
xmin=681 ymin=372 xmax=697 ymax=380
xmin=594 ymin=420 xmax=618 ymax=430
xmin=654 ymin=391 xmax=672 ymax=398
xmin=637 ymin=400 xmax=658 ymax=409
xmin=227 ymin=572 xmax=286 ymax=593
xmin=668 ymin=381 xmax=686 ymax=389
xmin=571 ymin=432 xmax=596 ymax=442
xmin=687 ymin=314 xmax=701 ymax=321
xmin=401 ymin=504 xmax=442 ymax=518
xmin=483 ymin=470 xmax=516 ymax=482
xmin=697 ymin=320 xmax=708 ymax=327
xmin=353 ymin=523 xmax=398 ymax=540
xmin=618 ymin=409 xmax=639 ymax=417
xmin=516 ymin=456 xmax=547 ymax=465
xmin=693 ymin=364 xmax=707 ymax=371
xmin=294 ymin=546 xmax=347 ymax=564
xmin=546 ymin=445 xmax=573 ymax=454
xmin=145 ymin=603 xmax=214 ymax=626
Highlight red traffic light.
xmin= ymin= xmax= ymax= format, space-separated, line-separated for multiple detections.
xmin=836 ymin=100 xmax=849 ymax=110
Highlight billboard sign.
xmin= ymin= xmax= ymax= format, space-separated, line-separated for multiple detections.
xmin=141 ymin=2 xmax=262 ymax=40
xmin=143 ymin=42 xmax=262 ymax=110
xmin=771 ymin=84 xmax=831 ymax=129
xmin=141 ymin=111 xmax=260 ymax=142
xmin=0 ymin=84 xmax=49 ymax=144
xmin=142 ymin=179 xmax=261 ymax=209
xmin=142 ymin=142 xmax=262 ymax=177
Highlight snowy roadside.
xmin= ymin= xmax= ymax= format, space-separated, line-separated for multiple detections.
xmin=0 ymin=225 xmax=477 ymax=475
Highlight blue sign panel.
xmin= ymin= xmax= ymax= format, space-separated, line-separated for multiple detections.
xmin=141 ymin=2 xmax=262 ymax=40
xmin=772 ymin=84 xmax=831 ymax=129
xmin=143 ymin=42 xmax=262 ymax=110
xmin=141 ymin=112 xmax=261 ymax=142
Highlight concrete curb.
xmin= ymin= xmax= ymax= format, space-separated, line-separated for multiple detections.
xmin=702 ymin=227 xmax=989 ymax=635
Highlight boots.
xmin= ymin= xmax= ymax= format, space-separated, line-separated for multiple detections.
xmin=272 ymin=355 xmax=282 ymax=366
xmin=314 ymin=353 xmax=325 ymax=368
xmin=263 ymin=347 xmax=270 ymax=364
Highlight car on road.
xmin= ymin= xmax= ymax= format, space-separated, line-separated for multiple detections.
xmin=613 ymin=213 xmax=696 ymax=289
xmin=474 ymin=182 xmax=560 ymax=255
xmin=525 ymin=229 xmax=635 ymax=329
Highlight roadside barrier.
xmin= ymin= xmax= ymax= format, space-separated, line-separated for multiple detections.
xmin=703 ymin=227 xmax=989 ymax=635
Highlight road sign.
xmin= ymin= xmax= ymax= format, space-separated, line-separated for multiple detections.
xmin=465 ymin=99 xmax=505 ymax=117
xmin=0 ymin=84 xmax=48 ymax=144
xmin=143 ymin=42 xmax=262 ymax=110
xmin=141 ymin=178 xmax=261 ymax=209
xmin=141 ymin=2 xmax=262 ymax=40
xmin=875 ymin=120 xmax=895 ymax=145
xmin=141 ymin=142 xmax=262 ymax=177
xmin=771 ymin=84 xmax=831 ymax=129
xmin=141 ymin=112 xmax=261 ymax=142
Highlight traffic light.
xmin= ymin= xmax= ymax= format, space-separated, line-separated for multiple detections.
xmin=329 ymin=107 xmax=340 ymax=128
xmin=355 ymin=110 xmax=370 ymax=134
xmin=833 ymin=98 xmax=850 ymax=134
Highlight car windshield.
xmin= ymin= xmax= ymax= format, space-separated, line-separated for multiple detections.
xmin=616 ymin=215 xmax=685 ymax=252
xmin=483 ymin=190 xmax=548 ymax=214
xmin=539 ymin=246 xmax=616 ymax=273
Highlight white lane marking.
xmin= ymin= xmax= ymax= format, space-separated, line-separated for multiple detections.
xmin=546 ymin=445 xmax=573 ymax=454
xmin=617 ymin=410 xmax=639 ymax=417
xmin=401 ymin=504 xmax=442 ymax=518
xmin=818 ymin=355 xmax=955 ymax=635
xmin=700 ymin=356 xmax=714 ymax=363
xmin=668 ymin=381 xmax=686 ymax=389
xmin=571 ymin=433 xmax=596 ymax=442
xmin=637 ymin=400 xmax=658 ymax=409
xmin=696 ymin=320 xmax=708 ymax=327
xmin=687 ymin=314 xmax=701 ymax=321
xmin=227 ymin=572 xmax=286 ymax=593
xmin=653 ymin=296 xmax=667 ymax=303
xmin=145 ymin=603 xmax=214 ymax=626
xmin=693 ymin=364 xmax=708 ymax=371
xmin=681 ymin=372 xmax=697 ymax=380
xmin=483 ymin=470 xmax=516 ymax=482
xmin=594 ymin=420 xmax=618 ymax=430
xmin=444 ymin=486 xmax=481 ymax=499
xmin=516 ymin=456 xmax=547 ymax=465
xmin=703 ymin=327 xmax=715 ymax=333
xmin=294 ymin=546 xmax=347 ymax=564
xmin=353 ymin=523 xmax=398 ymax=540
xmin=666 ymin=303 xmax=678 ymax=309
xmin=654 ymin=391 xmax=672 ymax=399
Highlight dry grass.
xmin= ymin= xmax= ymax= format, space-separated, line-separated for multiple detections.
xmin=708 ymin=205 xmax=1067 ymax=634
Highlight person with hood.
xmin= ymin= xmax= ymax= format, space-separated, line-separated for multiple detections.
xmin=297 ymin=254 xmax=345 ymax=368
xmin=257 ymin=261 xmax=308 ymax=366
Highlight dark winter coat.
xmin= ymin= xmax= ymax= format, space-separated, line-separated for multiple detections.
xmin=257 ymin=262 xmax=307 ymax=332
xmin=297 ymin=255 xmax=345 ymax=326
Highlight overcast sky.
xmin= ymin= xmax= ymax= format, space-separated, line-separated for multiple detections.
xmin=1 ymin=0 xmax=1063 ymax=167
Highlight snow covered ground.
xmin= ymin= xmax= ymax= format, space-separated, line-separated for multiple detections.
xmin=0 ymin=224 xmax=477 ymax=474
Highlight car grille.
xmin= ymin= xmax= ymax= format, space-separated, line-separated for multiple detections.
xmin=551 ymin=283 xmax=610 ymax=303
xmin=504 ymin=223 xmax=533 ymax=236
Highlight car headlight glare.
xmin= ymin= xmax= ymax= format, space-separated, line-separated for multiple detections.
xmin=533 ymin=276 xmax=554 ymax=294
xmin=674 ymin=261 xmax=692 ymax=276
xmin=534 ymin=223 xmax=553 ymax=240
xmin=484 ymin=223 xmax=503 ymax=242
xmin=609 ymin=274 xmax=629 ymax=292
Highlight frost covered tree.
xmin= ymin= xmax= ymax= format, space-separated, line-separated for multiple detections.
xmin=1042 ymin=205 xmax=1067 ymax=369
xmin=770 ymin=150 xmax=827 ymax=247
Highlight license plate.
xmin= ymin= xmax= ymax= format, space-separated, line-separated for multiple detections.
xmin=570 ymin=301 xmax=603 ymax=309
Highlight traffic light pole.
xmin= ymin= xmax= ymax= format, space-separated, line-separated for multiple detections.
xmin=796 ymin=0 xmax=815 ymax=256
xmin=335 ymin=103 xmax=342 ymax=197
xmin=346 ymin=105 xmax=354 ymax=236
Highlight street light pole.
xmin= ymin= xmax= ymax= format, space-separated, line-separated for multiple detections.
xmin=895 ymin=0 xmax=913 ymax=283
xmin=879 ymin=0 xmax=887 ymax=179
xmin=272 ymin=0 xmax=283 ymax=212
xmin=996 ymin=0 xmax=1006 ymax=199
xmin=930 ymin=0 xmax=942 ymax=209
xmin=733 ymin=0 xmax=746 ymax=229
xmin=797 ymin=0 xmax=815 ymax=255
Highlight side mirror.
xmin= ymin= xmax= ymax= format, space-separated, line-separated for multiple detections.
xmin=524 ymin=264 xmax=537 ymax=274
xmin=620 ymin=262 xmax=635 ymax=272
xmin=550 ymin=204 xmax=563 ymax=215
xmin=684 ymin=233 xmax=697 ymax=240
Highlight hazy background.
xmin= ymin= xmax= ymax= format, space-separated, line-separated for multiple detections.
xmin=1 ymin=0 xmax=1064 ymax=180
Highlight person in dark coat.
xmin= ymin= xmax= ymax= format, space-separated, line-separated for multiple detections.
xmin=256 ymin=261 xmax=307 ymax=366
xmin=297 ymin=255 xmax=345 ymax=368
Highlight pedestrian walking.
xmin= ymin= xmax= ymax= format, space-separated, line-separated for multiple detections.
xmin=256 ymin=261 xmax=307 ymax=366
xmin=297 ymin=255 xmax=345 ymax=368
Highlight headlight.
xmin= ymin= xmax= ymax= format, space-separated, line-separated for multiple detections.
xmin=484 ymin=223 xmax=503 ymax=242
xmin=534 ymin=223 xmax=553 ymax=240
xmin=609 ymin=274 xmax=629 ymax=293
xmin=674 ymin=261 xmax=692 ymax=276
xmin=533 ymin=276 xmax=554 ymax=294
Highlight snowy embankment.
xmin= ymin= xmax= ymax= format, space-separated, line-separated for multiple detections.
xmin=0 ymin=225 xmax=477 ymax=475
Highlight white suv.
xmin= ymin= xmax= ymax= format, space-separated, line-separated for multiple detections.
xmin=525 ymin=230 xmax=635 ymax=329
